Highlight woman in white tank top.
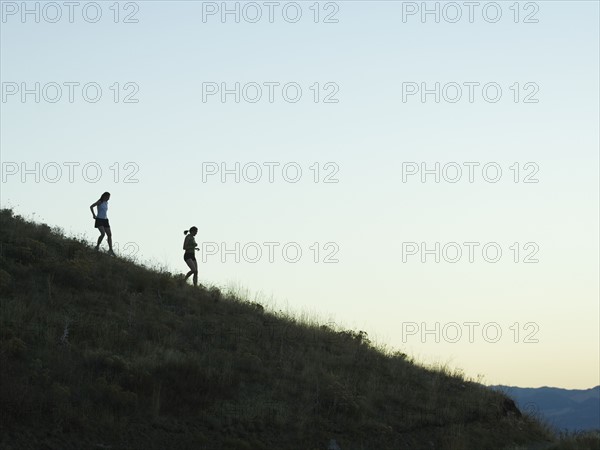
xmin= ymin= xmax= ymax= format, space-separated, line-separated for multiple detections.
xmin=90 ymin=191 xmax=114 ymax=255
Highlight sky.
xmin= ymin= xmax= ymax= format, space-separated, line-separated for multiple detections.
xmin=1 ymin=1 xmax=598 ymax=390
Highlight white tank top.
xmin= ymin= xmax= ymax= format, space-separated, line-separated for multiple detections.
xmin=97 ymin=201 xmax=108 ymax=219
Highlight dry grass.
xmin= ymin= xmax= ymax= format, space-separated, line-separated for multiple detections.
xmin=1 ymin=208 xmax=596 ymax=450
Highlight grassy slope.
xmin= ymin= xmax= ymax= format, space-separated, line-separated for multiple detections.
xmin=0 ymin=208 xmax=593 ymax=450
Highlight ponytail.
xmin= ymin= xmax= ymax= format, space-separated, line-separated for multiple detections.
xmin=184 ymin=230 xmax=189 ymax=235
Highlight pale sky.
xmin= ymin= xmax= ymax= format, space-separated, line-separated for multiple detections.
xmin=1 ymin=1 xmax=598 ymax=389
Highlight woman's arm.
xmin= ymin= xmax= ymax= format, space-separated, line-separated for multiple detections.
xmin=90 ymin=200 xmax=99 ymax=218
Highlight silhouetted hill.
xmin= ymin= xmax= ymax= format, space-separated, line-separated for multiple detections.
xmin=1 ymin=209 xmax=598 ymax=450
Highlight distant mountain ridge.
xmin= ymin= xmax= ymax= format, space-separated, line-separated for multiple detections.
xmin=492 ymin=385 xmax=600 ymax=432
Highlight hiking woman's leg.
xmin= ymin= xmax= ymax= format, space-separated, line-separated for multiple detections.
xmin=96 ymin=226 xmax=106 ymax=249
xmin=185 ymin=258 xmax=198 ymax=285
xmin=105 ymin=227 xmax=114 ymax=253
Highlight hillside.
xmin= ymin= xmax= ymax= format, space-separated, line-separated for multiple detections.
xmin=0 ymin=208 xmax=596 ymax=450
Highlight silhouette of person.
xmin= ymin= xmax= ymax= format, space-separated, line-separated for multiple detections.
xmin=183 ymin=226 xmax=199 ymax=286
xmin=90 ymin=192 xmax=114 ymax=255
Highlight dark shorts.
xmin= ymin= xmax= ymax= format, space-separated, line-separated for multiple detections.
xmin=184 ymin=252 xmax=196 ymax=262
xmin=95 ymin=218 xmax=110 ymax=228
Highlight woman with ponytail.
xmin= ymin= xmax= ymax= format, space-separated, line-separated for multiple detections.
xmin=183 ymin=226 xmax=199 ymax=286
